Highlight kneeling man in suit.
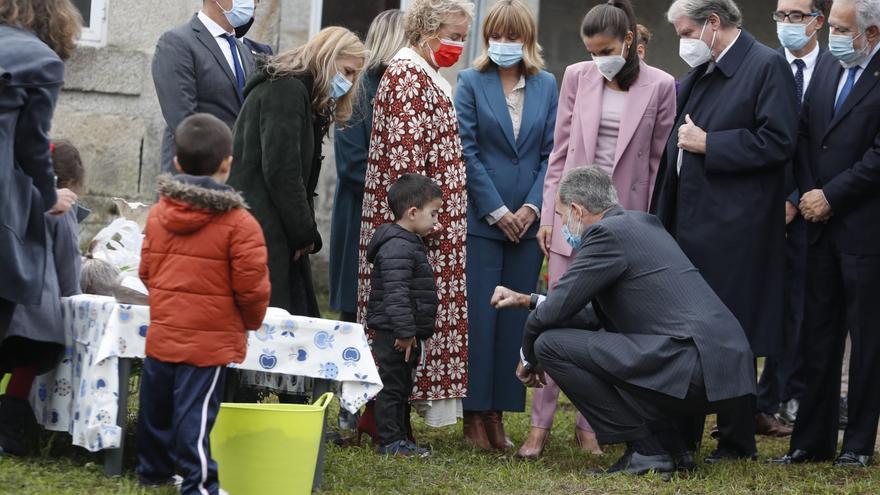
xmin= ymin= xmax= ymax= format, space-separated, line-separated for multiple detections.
xmin=492 ymin=167 xmax=756 ymax=477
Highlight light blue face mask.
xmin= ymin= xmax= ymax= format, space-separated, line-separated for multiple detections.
xmin=561 ymin=207 xmax=583 ymax=249
xmin=776 ymin=16 xmax=817 ymax=51
xmin=330 ymin=72 xmax=353 ymax=100
xmin=216 ymin=0 xmax=255 ymax=29
xmin=488 ymin=41 xmax=524 ymax=68
xmin=829 ymin=32 xmax=868 ymax=67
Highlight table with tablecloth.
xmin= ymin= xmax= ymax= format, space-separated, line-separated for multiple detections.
xmin=30 ymin=294 xmax=383 ymax=454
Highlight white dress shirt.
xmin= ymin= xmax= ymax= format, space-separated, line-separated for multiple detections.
xmin=785 ymin=43 xmax=821 ymax=102
xmin=197 ymin=11 xmax=244 ymax=76
xmin=835 ymin=41 xmax=880 ymax=102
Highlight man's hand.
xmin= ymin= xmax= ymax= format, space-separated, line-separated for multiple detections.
xmin=491 ymin=286 xmax=530 ymax=309
xmin=293 ymin=243 xmax=315 ymax=262
xmin=799 ymin=189 xmax=832 ymax=223
xmin=785 ymin=200 xmax=798 ymax=225
xmin=677 ymin=114 xmax=707 ymax=154
xmin=496 ymin=211 xmax=523 ymax=243
xmin=394 ymin=336 xmax=417 ymax=362
xmin=537 ymin=225 xmax=553 ymax=257
xmin=513 ymin=206 xmax=537 ymax=240
xmin=50 ymin=188 xmax=77 ymax=216
xmin=426 ymin=222 xmax=444 ymax=238
xmin=516 ymin=360 xmax=546 ymax=388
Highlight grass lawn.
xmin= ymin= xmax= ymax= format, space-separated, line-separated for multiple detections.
xmin=2 ymin=394 xmax=879 ymax=495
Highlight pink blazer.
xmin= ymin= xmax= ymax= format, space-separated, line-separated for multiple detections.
xmin=541 ymin=59 xmax=676 ymax=257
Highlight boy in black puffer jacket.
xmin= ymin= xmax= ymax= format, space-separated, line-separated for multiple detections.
xmin=366 ymin=173 xmax=441 ymax=457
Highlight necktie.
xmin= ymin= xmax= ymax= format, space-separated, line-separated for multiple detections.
xmin=834 ymin=66 xmax=860 ymax=114
xmin=223 ymin=34 xmax=246 ymax=103
xmin=793 ymin=59 xmax=805 ymax=106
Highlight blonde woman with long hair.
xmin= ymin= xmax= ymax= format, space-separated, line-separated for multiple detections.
xmin=356 ymin=0 xmax=474 ymax=455
xmin=229 ymin=27 xmax=367 ymax=318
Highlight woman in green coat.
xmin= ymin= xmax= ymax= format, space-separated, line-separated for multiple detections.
xmin=229 ymin=26 xmax=367 ymax=317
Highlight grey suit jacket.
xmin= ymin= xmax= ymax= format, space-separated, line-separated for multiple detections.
xmin=524 ymin=207 xmax=756 ymax=402
xmin=151 ymin=14 xmax=255 ymax=173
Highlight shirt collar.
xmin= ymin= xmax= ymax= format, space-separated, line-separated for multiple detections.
xmin=393 ymin=47 xmax=453 ymax=99
xmin=198 ymin=10 xmax=233 ymax=38
xmin=715 ymin=29 xmax=742 ymax=64
xmin=512 ymin=75 xmax=526 ymax=92
xmin=785 ymin=42 xmax=820 ymax=68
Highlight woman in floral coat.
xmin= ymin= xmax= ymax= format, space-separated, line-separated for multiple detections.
xmin=357 ymin=0 xmax=474 ymax=430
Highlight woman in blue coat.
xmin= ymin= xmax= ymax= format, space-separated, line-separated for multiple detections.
xmin=454 ymin=0 xmax=558 ymax=450
xmin=330 ymin=10 xmax=407 ymax=322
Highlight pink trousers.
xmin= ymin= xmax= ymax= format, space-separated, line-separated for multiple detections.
xmin=530 ymin=250 xmax=593 ymax=433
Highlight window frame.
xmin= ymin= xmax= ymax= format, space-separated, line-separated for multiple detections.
xmin=76 ymin=0 xmax=109 ymax=48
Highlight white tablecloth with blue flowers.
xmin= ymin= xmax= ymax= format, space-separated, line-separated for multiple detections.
xmin=30 ymin=294 xmax=383 ymax=452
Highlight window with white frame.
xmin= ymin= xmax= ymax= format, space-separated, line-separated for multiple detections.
xmin=72 ymin=0 xmax=108 ymax=47
xmin=310 ymin=0 xmax=411 ymax=40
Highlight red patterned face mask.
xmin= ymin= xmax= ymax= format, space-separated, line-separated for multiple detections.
xmin=428 ymin=38 xmax=465 ymax=68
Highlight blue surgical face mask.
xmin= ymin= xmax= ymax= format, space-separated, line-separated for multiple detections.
xmin=561 ymin=206 xmax=583 ymax=249
xmin=829 ymin=32 xmax=868 ymax=67
xmin=330 ymin=72 xmax=353 ymax=100
xmin=488 ymin=41 xmax=524 ymax=68
xmin=776 ymin=16 xmax=817 ymax=52
xmin=216 ymin=0 xmax=255 ymax=29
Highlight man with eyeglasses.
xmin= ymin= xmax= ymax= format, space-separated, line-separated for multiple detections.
xmin=775 ymin=0 xmax=880 ymax=468
xmin=754 ymin=0 xmax=832 ymax=439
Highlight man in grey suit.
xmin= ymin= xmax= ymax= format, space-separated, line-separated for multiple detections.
xmin=492 ymin=167 xmax=756 ymax=477
xmin=152 ymin=0 xmax=256 ymax=173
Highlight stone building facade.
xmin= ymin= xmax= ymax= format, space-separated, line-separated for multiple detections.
xmin=58 ymin=0 xmax=781 ymax=291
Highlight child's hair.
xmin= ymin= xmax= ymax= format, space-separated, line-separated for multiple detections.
xmin=51 ymin=139 xmax=85 ymax=191
xmin=387 ymin=173 xmax=443 ymax=220
xmin=174 ymin=113 xmax=232 ymax=176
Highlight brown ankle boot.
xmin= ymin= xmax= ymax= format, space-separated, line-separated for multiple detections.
xmin=462 ymin=411 xmax=491 ymax=450
xmin=483 ymin=411 xmax=514 ymax=450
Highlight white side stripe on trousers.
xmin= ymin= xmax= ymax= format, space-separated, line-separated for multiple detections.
xmin=197 ymin=367 xmax=222 ymax=495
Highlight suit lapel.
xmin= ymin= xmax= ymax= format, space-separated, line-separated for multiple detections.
xmin=578 ymin=66 xmax=604 ymax=161
xmin=480 ymin=69 xmax=517 ymax=152
xmin=612 ymin=78 xmax=652 ymax=168
xmin=236 ymin=37 xmax=255 ymax=76
xmin=192 ymin=15 xmax=237 ymax=88
xmin=516 ymin=74 xmax=541 ymax=149
xmin=825 ymin=54 xmax=880 ymax=135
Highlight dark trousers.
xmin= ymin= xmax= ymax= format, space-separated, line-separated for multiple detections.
xmin=535 ymin=329 xmax=749 ymax=453
xmin=373 ymin=331 xmax=414 ymax=446
xmin=715 ymin=364 xmax=757 ymax=455
xmin=790 ymin=234 xmax=880 ymax=457
xmin=757 ymin=218 xmax=808 ymax=414
xmin=137 ymin=357 xmax=227 ymax=495
xmin=0 ymin=298 xmax=14 ymax=342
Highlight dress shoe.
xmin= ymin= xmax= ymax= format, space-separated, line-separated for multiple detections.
xmin=834 ymin=452 xmax=872 ymax=468
xmin=516 ymin=427 xmax=550 ymax=460
xmin=770 ymin=449 xmax=821 ymax=464
xmin=588 ymin=449 xmax=674 ymax=479
xmin=462 ymin=411 xmax=492 ymax=450
xmin=575 ymin=427 xmax=603 ymax=455
xmin=839 ymin=396 xmax=848 ymax=430
xmin=755 ymin=413 xmax=793 ymax=437
xmin=674 ymin=451 xmax=697 ymax=473
xmin=482 ymin=411 xmax=514 ymax=450
xmin=703 ymin=447 xmax=757 ymax=464
xmin=775 ymin=398 xmax=799 ymax=425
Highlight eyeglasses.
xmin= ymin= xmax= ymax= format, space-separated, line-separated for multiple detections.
xmin=772 ymin=11 xmax=819 ymax=23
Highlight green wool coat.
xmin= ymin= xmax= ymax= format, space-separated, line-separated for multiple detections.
xmin=228 ymin=69 xmax=327 ymax=316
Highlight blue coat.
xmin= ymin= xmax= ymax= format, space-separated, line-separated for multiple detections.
xmin=0 ymin=26 xmax=63 ymax=307
xmin=455 ymin=67 xmax=558 ymax=241
xmin=329 ymin=69 xmax=383 ymax=313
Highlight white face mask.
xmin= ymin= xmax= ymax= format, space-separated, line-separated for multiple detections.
xmin=679 ymin=20 xmax=716 ymax=68
xmin=593 ymin=42 xmax=628 ymax=81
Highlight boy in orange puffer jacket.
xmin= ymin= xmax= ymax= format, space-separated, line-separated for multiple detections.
xmin=136 ymin=113 xmax=270 ymax=495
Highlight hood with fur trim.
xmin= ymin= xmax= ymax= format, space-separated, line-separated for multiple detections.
xmin=155 ymin=174 xmax=248 ymax=235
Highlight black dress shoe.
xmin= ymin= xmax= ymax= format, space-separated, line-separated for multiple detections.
xmin=834 ymin=452 xmax=872 ymax=468
xmin=588 ymin=450 xmax=675 ymax=478
xmin=771 ymin=449 xmax=819 ymax=464
xmin=703 ymin=447 xmax=757 ymax=464
xmin=674 ymin=451 xmax=697 ymax=473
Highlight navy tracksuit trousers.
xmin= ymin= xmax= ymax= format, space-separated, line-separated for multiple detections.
xmin=137 ymin=356 xmax=226 ymax=495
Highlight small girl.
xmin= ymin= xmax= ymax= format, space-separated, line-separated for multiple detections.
xmin=0 ymin=139 xmax=87 ymax=456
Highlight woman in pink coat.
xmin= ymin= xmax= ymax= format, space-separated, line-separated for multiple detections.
xmin=518 ymin=0 xmax=676 ymax=459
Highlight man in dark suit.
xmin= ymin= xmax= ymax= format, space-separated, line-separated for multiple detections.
xmin=755 ymin=0 xmax=832 ymax=435
xmin=493 ymin=167 xmax=756 ymax=477
xmin=653 ymin=0 xmax=799 ymax=462
xmin=775 ymin=0 xmax=880 ymax=468
xmin=152 ymin=0 xmax=256 ymax=173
